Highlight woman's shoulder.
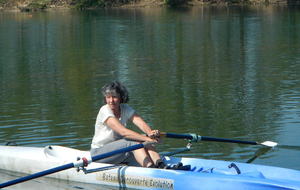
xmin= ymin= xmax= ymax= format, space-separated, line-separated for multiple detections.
xmin=97 ymin=104 xmax=114 ymax=121
xmin=100 ymin=104 xmax=109 ymax=110
xmin=99 ymin=104 xmax=112 ymax=113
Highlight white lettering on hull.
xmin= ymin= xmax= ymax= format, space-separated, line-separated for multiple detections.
xmin=96 ymin=171 xmax=174 ymax=189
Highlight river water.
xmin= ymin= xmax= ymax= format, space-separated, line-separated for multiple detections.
xmin=0 ymin=5 xmax=300 ymax=188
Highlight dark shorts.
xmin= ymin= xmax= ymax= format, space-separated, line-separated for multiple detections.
xmin=90 ymin=139 xmax=139 ymax=165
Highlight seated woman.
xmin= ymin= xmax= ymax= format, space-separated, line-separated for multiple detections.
xmin=90 ymin=81 xmax=165 ymax=168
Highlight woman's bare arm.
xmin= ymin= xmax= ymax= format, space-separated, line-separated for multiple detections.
xmin=105 ymin=116 xmax=156 ymax=142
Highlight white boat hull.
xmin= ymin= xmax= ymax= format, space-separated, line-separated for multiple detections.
xmin=1 ymin=145 xmax=300 ymax=189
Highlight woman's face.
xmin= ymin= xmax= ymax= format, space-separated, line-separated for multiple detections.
xmin=105 ymin=94 xmax=121 ymax=111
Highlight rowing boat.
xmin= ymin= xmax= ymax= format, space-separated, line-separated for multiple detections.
xmin=0 ymin=144 xmax=300 ymax=190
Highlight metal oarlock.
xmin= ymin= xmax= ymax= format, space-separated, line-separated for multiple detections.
xmin=162 ymin=141 xmax=192 ymax=157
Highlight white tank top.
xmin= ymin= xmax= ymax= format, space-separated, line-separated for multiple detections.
xmin=91 ymin=104 xmax=135 ymax=149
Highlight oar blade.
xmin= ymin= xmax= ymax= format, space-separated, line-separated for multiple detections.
xmin=260 ymin=141 xmax=278 ymax=147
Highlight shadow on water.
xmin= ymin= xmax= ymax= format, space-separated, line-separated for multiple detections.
xmin=246 ymin=147 xmax=272 ymax=163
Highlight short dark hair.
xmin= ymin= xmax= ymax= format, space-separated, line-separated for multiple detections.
xmin=101 ymin=81 xmax=129 ymax=103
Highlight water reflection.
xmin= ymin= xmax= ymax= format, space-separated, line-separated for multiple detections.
xmin=0 ymin=6 xmax=299 ymax=172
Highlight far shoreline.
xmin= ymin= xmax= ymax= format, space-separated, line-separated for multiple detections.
xmin=1 ymin=0 xmax=297 ymax=12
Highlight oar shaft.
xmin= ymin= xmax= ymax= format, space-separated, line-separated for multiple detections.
xmin=0 ymin=142 xmax=149 ymax=188
xmin=200 ymin=136 xmax=258 ymax=145
xmin=161 ymin=132 xmax=194 ymax=140
xmin=161 ymin=132 xmax=258 ymax=145
xmin=91 ymin=143 xmax=146 ymax=162
xmin=0 ymin=163 xmax=74 ymax=188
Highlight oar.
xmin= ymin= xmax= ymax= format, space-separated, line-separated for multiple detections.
xmin=160 ymin=132 xmax=278 ymax=148
xmin=0 ymin=142 xmax=152 ymax=188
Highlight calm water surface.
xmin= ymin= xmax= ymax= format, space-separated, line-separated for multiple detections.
xmin=0 ymin=5 xmax=300 ymax=188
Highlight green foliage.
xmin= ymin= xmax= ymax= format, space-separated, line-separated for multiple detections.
xmin=72 ymin=0 xmax=134 ymax=9
xmin=225 ymin=0 xmax=250 ymax=4
xmin=28 ymin=1 xmax=47 ymax=9
xmin=18 ymin=0 xmax=50 ymax=11
xmin=0 ymin=0 xmax=10 ymax=6
xmin=73 ymin=0 xmax=104 ymax=8
xmin=164 ymin=0 xmax=187 ymax=6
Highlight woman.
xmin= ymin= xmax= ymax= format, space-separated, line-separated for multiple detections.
xmin=90 ymin=81 xmax=165 ymax=168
